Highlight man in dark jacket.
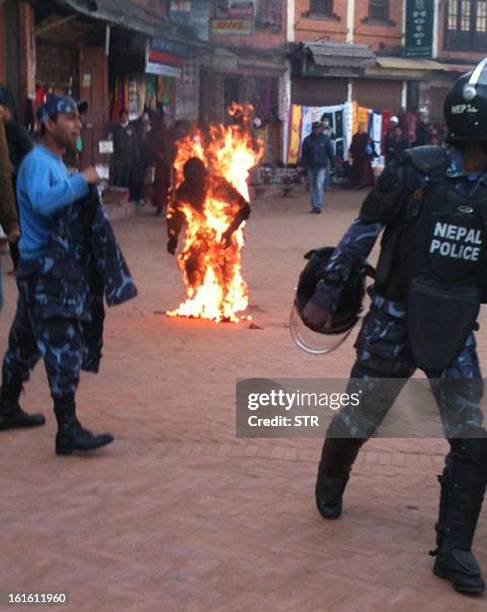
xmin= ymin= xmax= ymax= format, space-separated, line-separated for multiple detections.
xmin=0 ymin=110 xmax=19 ymax=310
xmin=112 ymin=109 xmax=138 ymax=197
xmin=384 ymin=123 xmax=408 ymax=165
xmin=301 ymin=122 xmax=334 ymax=214
xmin=0 ymin=86 xmax=32 ymax=270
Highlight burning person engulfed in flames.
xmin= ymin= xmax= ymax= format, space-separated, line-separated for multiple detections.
xmin=166 ymin=105 xmax=263 ymax=322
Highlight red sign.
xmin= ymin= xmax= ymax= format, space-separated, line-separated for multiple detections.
xmin=149 ymin=50 xmax=184 ymax=68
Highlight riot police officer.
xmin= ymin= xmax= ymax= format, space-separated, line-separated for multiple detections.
xmin=302 ymin=60 xmax=487 ymax=595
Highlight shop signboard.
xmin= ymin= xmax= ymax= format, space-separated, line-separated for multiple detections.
xmin=146 ymin=39 xmax=186 ymax=79
xmin=405 ymin=0 xmax=434 ymax=57
xmin=211 ymin=18 xmax=253 ymax=35
xmin=146 ymin=62 xmax=182 ymax=78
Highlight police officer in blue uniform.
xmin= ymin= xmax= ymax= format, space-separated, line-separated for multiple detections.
xmin=303 ymin=61 xmax=487 ymax=595
xmin=0 ymin=96 xmax=115 ymax=456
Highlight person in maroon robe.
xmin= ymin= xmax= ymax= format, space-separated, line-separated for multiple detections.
xmin=349 ymin=124 xmax=375 ymax=189
xmin=151 ymin=114 xmax=177 ymax=215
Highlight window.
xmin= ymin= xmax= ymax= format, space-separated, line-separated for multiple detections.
xmin=448 ymin=0 xmax=457 ymax=29
xmin=310 ymin=0 xmax=333 ymax=16
xmin=368 ymin=0 xmax=389 ymax=21
xmin=477 ymin=1 xmax=487 ymax=33
xmin=460 ymin=0 xmax=471 ymax=31
xmin=446 ymin=0 xmax=487 ymax=51
xmin=256 ymin=0 xmax=282 ymax=30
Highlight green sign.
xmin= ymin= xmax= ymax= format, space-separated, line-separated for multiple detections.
xmin=405 ymin=0 xmax=434 ymax=57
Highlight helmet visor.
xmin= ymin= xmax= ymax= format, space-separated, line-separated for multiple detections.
xmin=289 ymin=304 xmax=356 ymax=356
xmin=469 ymin=58 xmax=487 ymax=87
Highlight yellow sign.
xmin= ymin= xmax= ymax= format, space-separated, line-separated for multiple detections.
xmin=211 ymin=19 xmax=253 ymax=34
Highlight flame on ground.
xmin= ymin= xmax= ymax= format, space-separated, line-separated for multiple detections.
xmin=166 ymin=104 xmax=264 ymax=323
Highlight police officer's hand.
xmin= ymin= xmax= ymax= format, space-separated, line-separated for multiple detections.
xmin=302 ymin=302 xmax=332 ymax=331
xmin=82 ymin=166 xmax=101 ymax=185
xmin=167 ymin=237 xmax=177 ymax=256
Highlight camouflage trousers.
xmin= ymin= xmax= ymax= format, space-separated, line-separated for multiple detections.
xmin=2 ymin=271 xmax=83 ymax=402
xmin=328 ymin=292 xmax=486 ymax=441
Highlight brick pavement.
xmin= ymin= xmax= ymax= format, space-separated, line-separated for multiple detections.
xmin=0 ymin=188 xmax=485 ymax=611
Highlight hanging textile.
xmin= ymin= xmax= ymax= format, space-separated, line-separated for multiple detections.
xmin=286 ymin=104 xmax=303 ymax=165
xmin=352 ymin=102 xmax=371 ymax=136
xmin=286 ymin=104 xmax=349 ymax=164
xmin=371 ymin=112 xmax=383 ymax=157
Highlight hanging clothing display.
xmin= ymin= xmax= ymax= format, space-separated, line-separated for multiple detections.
xmin=287 ymin=102 xmax=400 ymax=167
xmin=370 ymin=112 xmax=383 ymax=158
xmin=111 ymin=75 xmax=175 ymax=123
xmin=286 ymin=104 xmax=348 ymax=165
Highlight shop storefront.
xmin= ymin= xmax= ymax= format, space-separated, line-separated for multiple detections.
xmin=35 ymin=38 xmax=79 ymax=100
xmin=199 ymin=47 xmax=285 ymax=164
xmin=110 ymin=35 xmax=200 ymax=124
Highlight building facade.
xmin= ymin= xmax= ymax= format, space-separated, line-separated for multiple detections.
xmin=2 ymin=1 xmax=487 ymax=167
xmin=290 ymin=0 xmax=487 ymax=116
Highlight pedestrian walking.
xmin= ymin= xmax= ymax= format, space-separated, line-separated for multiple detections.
xmin=301 ymin=121 xmax=334 ymax=214
xmin=321 ymin=116 xmax=335 ymax=190
xmin=384 ymin=118 xmax=408 ymax=164
xmin=0 ymin=95 xmax=137 ymax=456
xmin=151 ymin=114 xmax=176 ymax=215
xmin=300 ymin=60 xmax=487 ymax=596
xmin=112 ymin=109 xmax=138 ymax=201
xmin=415 ymin=111 xmax=432 ymax=147
xmin=349 ymin=124 xmax=375 ymax=189
xmin=131 ymin=110 xmax=153 ymax=208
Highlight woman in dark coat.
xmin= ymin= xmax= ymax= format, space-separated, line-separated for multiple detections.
xmin=349 ymin=124 xmax=375 ymax=189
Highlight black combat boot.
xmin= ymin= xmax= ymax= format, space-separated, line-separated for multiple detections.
xmin=315 ymin=437 xmax=364 ymax=520
xmin=0 ymin=384 xmax=46 ymax=431
xmin=431 ymin=441 xmax=487 ymax=595
xmin=54 ymin=396 xmax=114 ymax=456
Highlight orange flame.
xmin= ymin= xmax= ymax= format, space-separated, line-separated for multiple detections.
xmin=167 ymin=104 xmax=264 ymax=323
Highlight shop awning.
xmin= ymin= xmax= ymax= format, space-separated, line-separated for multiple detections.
xmin=59 ymin=0 xmax=208 ymax=48
xmin=368 ymin=57 xmax=475 ymax=80
xmin=305 ymin=42 xmax=376 ymax=69
xmin=438 ymin=62 xmax=476 ymax=73
xmin=290 ymin=42 xmax=376 ymax=78
xmin=375 ymin=57 xmax=447 ymax=71
xmin=236 ymin=48 xmax=286 ymax=75
xmin=202 ymin=46 xmax=286 ymax=76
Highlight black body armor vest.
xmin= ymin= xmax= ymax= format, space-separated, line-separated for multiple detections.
xmin=375 ymin=146 xmax=487 ymax=369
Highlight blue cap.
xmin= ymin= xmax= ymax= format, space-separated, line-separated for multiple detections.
xmin=37 ymin=94 xmax=81 ymax=124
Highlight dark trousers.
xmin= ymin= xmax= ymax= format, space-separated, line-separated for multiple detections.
xmin=113 ymin=163 xmax=132 ymax=189
xmin=323 ymin=296 xmax=487 ymax=495
xmin=2 ymin=276 xmax=83 ymax=402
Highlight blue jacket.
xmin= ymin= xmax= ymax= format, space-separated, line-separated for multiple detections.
xmin=301 ymin=133 xmax=334 ymax=170
xmin=17 ymin=145 xmax=89 ymax=260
